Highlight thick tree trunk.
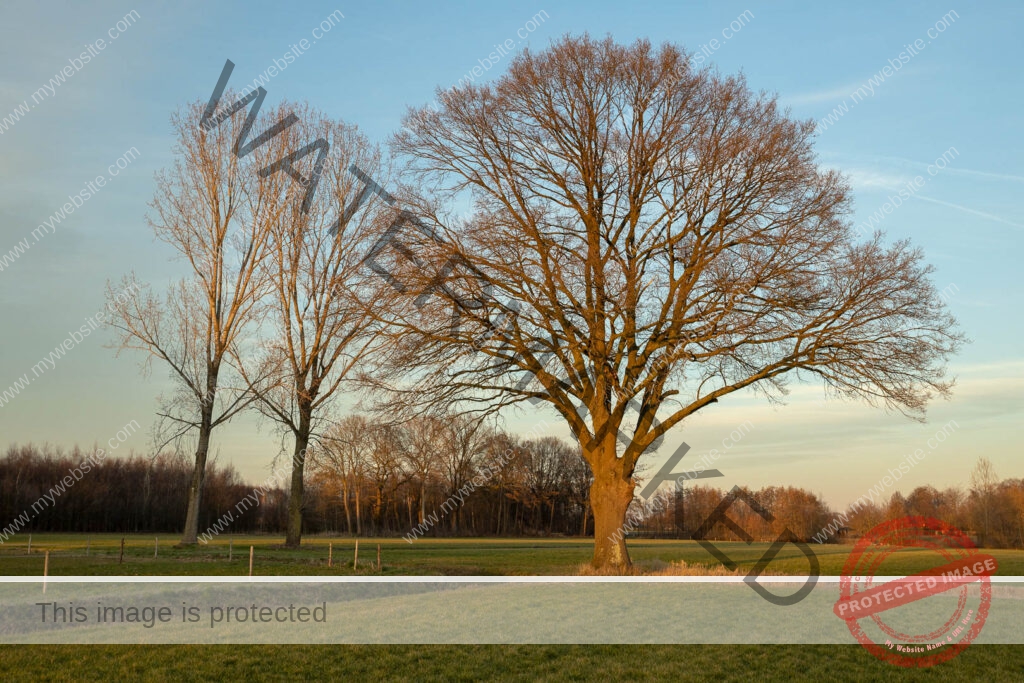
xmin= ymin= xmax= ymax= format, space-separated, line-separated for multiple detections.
xmin=285 ymin=409 xmax=312 ymax=548
xmin=589 ymin=472 xmax=634 ymax=570
xmin=179 ymin=412 xmax=213 ymax=545
xmin=586 ymin=435 xmax=635 ymax=571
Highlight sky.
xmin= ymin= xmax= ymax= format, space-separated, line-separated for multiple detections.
xmin=0 ymin=1 xmax=1021 ymax=511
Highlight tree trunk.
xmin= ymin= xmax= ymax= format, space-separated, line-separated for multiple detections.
xmin=179 ymin=411 xmax=213 ymax=545
xmin=374 ymin=486 xmax=383 ymax=532
xmin=355 ymin=486 xmax=361 ymax=536
xmin=586 ymin=436 xmax=635 ymax=572
xmin=496 ymin=491 xmax=503 ymax=535
xmin=419 ymin=480 xmax=426 ymax=524
xmin=285 ymin=409 xmax=312 ymax=548
xmin=341 ymin=477 xmax=352 ymax=534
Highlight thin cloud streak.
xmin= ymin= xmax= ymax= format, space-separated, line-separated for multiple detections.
xmin=937 ymin=167 xmax=1024 ymax=184
xmin=916 ymin=196 xmax=1024 ymax=230
xmin=840 ymin=168 xmax=910 ymax=190
xmin=782 ymin=83 xmax=861 ymax=106
xmin=873 ymin=156 xmax=1024 ymax=183
xmin=783 ymin=65 xmax=925 ymax=107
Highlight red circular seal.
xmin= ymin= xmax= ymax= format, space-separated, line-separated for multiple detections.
xmin=835 ymin=516 xmax=995 ymax=667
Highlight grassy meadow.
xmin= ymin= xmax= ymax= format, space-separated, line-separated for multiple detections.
xmin=3 ymin=533 xmax=1024 ymax=577
xmin=0 ymin=644 xmax=1022 ymax=682
xmin=3 ymin=534 xmax=1023 ymax=680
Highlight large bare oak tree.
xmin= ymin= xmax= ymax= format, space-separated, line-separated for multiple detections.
xmin=366 ymin=35 xmax=963 ymax=570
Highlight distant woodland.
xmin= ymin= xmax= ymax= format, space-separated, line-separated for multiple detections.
xmin=3 ymin=434 xmax=1020 ymax=549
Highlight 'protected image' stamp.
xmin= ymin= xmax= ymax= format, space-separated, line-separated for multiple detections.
xmin=835 ymin=515 xmax=996 ymax=667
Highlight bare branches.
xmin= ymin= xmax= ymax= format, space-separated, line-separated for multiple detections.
xmin=376 ymin=36 xmax=963 ymax=472
xmin=105 ymin=97 xmax=280 ymax=544
xmin=236 ymin=105 xmax=389 ymax=442
xmin=367 ymin=35 xmax=964 ymax=568
xmin=223 ymin=104 xmax=393 ymax=546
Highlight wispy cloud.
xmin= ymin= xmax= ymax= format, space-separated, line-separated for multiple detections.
xmin=928 ymin=167 xmax=1024 ymax=184
xmin=916 ymin=196 xmax=1024 ymax=230
xmin=826 ymin=154 xmax=1024 ymax=211
xmin=784 ymin=65 xmax=925 ymax=108
xmin=840 ymin=168 xmax=910 ymax=190
xmin=872 ymin=155 xmax=1024 ymax=184
xmin=782 ymin=83 xmax=861 ymax=107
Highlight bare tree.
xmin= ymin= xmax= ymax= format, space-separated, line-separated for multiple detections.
xmin=107 ymin=98 xmax=283 ymax=544
xmin=402 ymin=416 xmax=445 ymax=527
xmin=363 ymin=423 xmax=405 ymax=533
xmin=563 ymin=446 xmax=594 ymax=537
xmin=437 ymin=414 xmax=490 ymax=532
xmin=971 ymin=457 xmax=998 ymax=547
xmin=478 ymin=432 xmax=524 ymax=535
xmin=366 ymin=35 xmax=963 ymax=569
xmin=240 ymin=105 xmax=388 ymax=547
xmin=522 ymin=437 xmax=570 ymax=534
xmin=313 ymin=414 xmax=375 ymax=535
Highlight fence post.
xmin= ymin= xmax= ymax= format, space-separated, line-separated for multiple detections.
xmin=249 ymin=545 xmax=254 ymax=577
xmin=229 ymin=538 xmax=233 ymax=562
xmin=86 ymin=539 xmax=90 ymax=556
xmin=328 ymin=542 xmax=333 ymax=568
xmin=119 ymin=538 xmax=125 ymax=565
xmin=154 ymin=537 xmax=158 ymax=559
xmin=377 ymin=544 xmax=381 ymax=571
xmin=27 ymin=534 xmax=31 ymax=555
xmin=43 ymin=550 xmax=49 ymax=594
xmin=354 ymin=539 xmax=359 ymax=569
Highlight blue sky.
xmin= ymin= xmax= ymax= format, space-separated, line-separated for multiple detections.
xmin=0 ymin=1 xmax=1020 ymax=510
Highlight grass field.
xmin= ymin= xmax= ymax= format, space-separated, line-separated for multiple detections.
xmin=0 ymin=645 xmax=1022 ymax=681
xmin=3 ymin=534 xmax=1022 ymax=680
xmin=3 ymin=533 xmax=1024 ymax=576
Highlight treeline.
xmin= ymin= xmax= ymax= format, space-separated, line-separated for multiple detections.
xmin=630 ymin=485 xmax=834 ymax=543
xmin=0 ymin=413 xmax=595 ymax=539
xmin=306 ymin=415 xmax=592 ymax=537
xmin=824 ymin=476 xmax=1024 ymax=548
xmin=632 ymin=462 xmax=1024 ymax=549
xmin=4 ymin=436 xmax=1020 ymax=550
xmin=0 ymin=445 xmax=286 ymax=535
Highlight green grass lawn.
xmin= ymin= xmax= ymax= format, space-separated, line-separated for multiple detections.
xmin=3 ymin=533 xmax=1024 ymax=576
xmin=3 ymin=535 xmax=1022 ymax=680
xmin=0 ymin=644 xmax=1021 ymax=682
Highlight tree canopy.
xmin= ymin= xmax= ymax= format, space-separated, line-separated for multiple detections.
xmin=361 ymin=35 xmax=963 ymax=569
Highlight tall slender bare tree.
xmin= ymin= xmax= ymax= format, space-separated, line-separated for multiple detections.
xmin=239 ymin=105 xmax=387 ymax=548
xmin=367 ymin=35 xmax=964 ymax=569
xmin=107 ymin=98 xmax=285 ymax=544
